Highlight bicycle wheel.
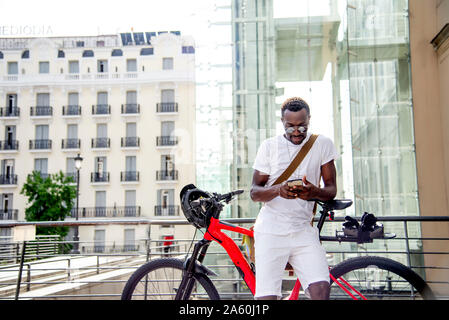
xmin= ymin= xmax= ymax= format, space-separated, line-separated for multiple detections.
xmin=121 ymin=258 xmax=220 ymax=300
xmin=329 ymin=256 xmax=435 ymax=300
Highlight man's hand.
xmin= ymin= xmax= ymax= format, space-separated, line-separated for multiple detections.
xmin=294 ymin=175 xmax=317 ymax=200
xmin=279 ymin=181 xmax=301 ymax=199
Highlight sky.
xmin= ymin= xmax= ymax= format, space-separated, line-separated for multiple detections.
xmin=0 ymin=0 xmax=210 ymax=38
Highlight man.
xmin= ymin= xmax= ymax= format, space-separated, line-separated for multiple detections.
xmin=250 ymin=97 xmax=338 ymax=300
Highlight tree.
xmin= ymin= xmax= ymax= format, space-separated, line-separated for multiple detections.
xmin=20 ymin=171 xmax=77 ymax=238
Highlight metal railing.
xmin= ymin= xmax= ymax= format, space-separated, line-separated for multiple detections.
xmin=121 ymin=137 xmax=140 ymax=148
xmin=61 ymin=139 xmax=81 ymax=149
xmin=0 ymin=140 xmax=19 ymax=151
xmin=29 ymin=139 xmax=52 ymax=150
xmin=121 ymin=104 xmax=140 ymax=114
xmin=156 ymin=102 xmax=178 ymax=113
xmin=70 ymin=206 xmax=141 ymax=218
xmin=156 ymin=136 xmax=178 ymax=146
xmin=0 ymin=107 xmax=20 ymax=117
xmin=62 ymin=105 xmax=81 ymax=116
xmin=0 ymin=174 xmax=17 ymax=185
xmin=30 ymin=106 xmax=53 ymax=117
xmin=0 ymin=216 xmax=447 ymax=300
xmin=90 ymin=172 xmax=110 ymax=183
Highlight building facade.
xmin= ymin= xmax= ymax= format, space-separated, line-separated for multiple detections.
xmin=0 ymin=31 xmax=197 ymax=252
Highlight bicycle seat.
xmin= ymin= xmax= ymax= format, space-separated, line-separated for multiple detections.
xmin=317 ymin=199 xmax=353 ymax=211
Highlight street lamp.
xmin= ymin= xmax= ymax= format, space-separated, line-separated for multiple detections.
xmin=72 ymin=153 xmax=83 ymax=254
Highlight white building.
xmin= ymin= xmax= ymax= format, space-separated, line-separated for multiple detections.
xmin=0 ymin=31 xmax=197 ymax=252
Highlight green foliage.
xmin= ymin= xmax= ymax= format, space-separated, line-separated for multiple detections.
xmin=20 ymin=171 xmax=77 ymax=238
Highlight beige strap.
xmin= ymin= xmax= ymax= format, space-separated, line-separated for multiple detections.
xmin=272 ymin=134 xmax=319 ymax=186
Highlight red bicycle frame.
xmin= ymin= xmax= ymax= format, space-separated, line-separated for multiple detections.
xmin=203 ymin=216 xmax=367 ymax=300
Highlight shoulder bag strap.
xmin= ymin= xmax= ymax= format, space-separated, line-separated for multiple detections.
xmin=272 ymin=134 xmax=319 ymax=186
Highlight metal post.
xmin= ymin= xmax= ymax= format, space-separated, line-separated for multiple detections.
xmin=72 ymin=168 xmax=80 ymax=254
xmin=15 ymin=241 xmax=27 ymax=300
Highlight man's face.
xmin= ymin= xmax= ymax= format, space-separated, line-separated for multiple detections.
xmin=282 ymin=108 xmax=310 ymax=145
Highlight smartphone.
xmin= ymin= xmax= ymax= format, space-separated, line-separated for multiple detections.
xmin=287 ymin=179 xmax=303 ymax=188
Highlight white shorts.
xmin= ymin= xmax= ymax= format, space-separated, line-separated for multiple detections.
xmin=254 ymin=226 xmax=329 ymax=298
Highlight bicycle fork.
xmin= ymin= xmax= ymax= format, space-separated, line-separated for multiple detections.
xmin=175 ymin=239 xmax=211 ymax=300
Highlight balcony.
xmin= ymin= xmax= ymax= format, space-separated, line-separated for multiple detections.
xmin=62 ymin=139 xmax=81 ymax=150
xmin=30 ymin=106 xmax=53 ymax=117
xmin=91 ymin=138 xmax=110 ymax=149
xmin=154 ymin=205 xmax=180 ymax=216
xmin=121 ymin=103 xmax=140 ymax=115
xmin=91 ymin=172 xmax=110 ymax=183
xmin=120 ymin=171 xmax=140 ymax=183
xmin=121 ymin=137 xmax=140 ymax=148
xmin=29 ymin=139 xmax=52 ymax=150
xmin=156 ymin=170 xmax=178 ymax=182
xmin=156 ymin=102 xmax=178 ymax=113
xmin=92 ymin=104 xmax=111 ymax=115
xmin=0 ymin=140 xmax=19 ymax=151
xmin=71 ymin=206 xmax=141 ymax=218
xmin=156 ymin=136 xmax=178 ymax=147
xmin=62 ymin=105 xmax=82 ymax=116
xmin=65 ymin=172 xmax=78 ymax=184
xmin=0 ymin=174 xmax=18 ymax=186
xmin=0 ymin=107 xmax=20 ymax=118
xmin=0 ymin=209 xmax=18 ymax=220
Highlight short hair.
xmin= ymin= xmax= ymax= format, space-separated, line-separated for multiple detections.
xmin=281 ymin=97 xmax=310 ymax=116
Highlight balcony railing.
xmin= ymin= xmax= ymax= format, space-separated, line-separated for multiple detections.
xmin=62 ymin=105 xmax=81 ymax=116
xmin=65 ymin=172 xmax=78 ymax=183
xmin=91 ymin=138 xmax=110 ymax=149
xmin=0 ymin=140 xmax=19 ymax=151
xmin=29 ymin=139 xmax=52 ymax=150
xmin=0 ymin=209 xmax=18 ymax=220
xmin=0 ymin=107 xmax=20 ymax=117
xmin=156 ymin=102 xmax=178 ymax=113
xmin=30 ymin=106 xmax=53 ymax=117
xmin=121 ymin=137 xmax=140 ymax=148
xmin=92 ymin=104 xmax=111 ymax=115
xmin=61 ymin=139 xmax=81 ymax=149
xmin=156 ymin=136 xmax=178 ymax=146
xmin=91 ymin=172 xmax=110 ymax=183
xmin=120 ymin=171 xmax=140 ymax=182
xmin=154 ymin=205 xmax=180 ymax=216
xmin=71 ymin=206 xmax=141 ymax=218
xmin=121 ymin=103 xmax=140 ymax=114
xmin=156 ymin=170 xmax=178 ymax=181
xmin=0 ymin=174 xmax=17 ymax=185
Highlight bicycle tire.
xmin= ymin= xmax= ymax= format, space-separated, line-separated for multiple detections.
xmin=121 ymin=258 xmax=220 ymax=300
xmin=329 ymin=256 xmax=435 ymax=300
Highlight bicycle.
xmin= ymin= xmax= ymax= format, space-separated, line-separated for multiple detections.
xmin=121 ymin=185 xmax=435 ymax=300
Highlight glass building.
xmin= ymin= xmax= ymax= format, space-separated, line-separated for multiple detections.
xmin=230 ymin=0 xmax=422 ymax=270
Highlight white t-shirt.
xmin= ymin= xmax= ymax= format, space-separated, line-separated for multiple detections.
xmin=252 ymin=132 xmax=339 ymax=235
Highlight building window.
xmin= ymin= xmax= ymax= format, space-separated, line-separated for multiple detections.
xmin=97 ymin=60 xmax=108 ymax=73
xmin=94 ymin=229 xmax=105 ymax=252
xmin=162 ymin=57 xmax=173 ymax=70
xmin=57 ymin=50 xmax=65 ymax=58
xmin=39 ymin=61 xmax=49 ymax=74
xmin=124 ymin=229 xmax=135 ymax=251
xmin=69 ymin=61 xmax=79 ymax=74
xmin=82 ymin=50 xmax=94 ymax=57
xmin=21 ymin=50 xmax=29 ymax=59
xmin=111 ymin=49 xmax=123 ymax=57
xmin=126 ymin=59 xmax=137 ymax=72
xmin=182 ymin=46 xmax=195 ymax=54
xmin=133 ymin=32 xmax=145 ymax=45
xmin=34 ymin=158 xmax=48 ymax=176
xmin=7 ymin=62 xmax=18 ymax=75
xmin=140 ymin=48 xmax=154 ymax=56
